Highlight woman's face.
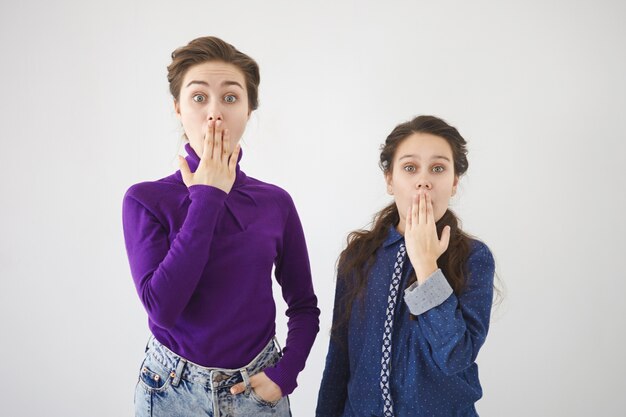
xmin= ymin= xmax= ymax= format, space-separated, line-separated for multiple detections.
xmin=385 ymin=132 xmax=459 ymax=233
xmin=174 ymin=61 xmax=250 ymax=156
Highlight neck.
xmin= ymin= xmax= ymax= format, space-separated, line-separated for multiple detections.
xmin=396 ymin=219 xmax=406 ymax=235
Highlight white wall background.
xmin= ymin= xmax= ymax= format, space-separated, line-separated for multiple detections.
xmin=1 ymin=0 xmax=625 ymax=416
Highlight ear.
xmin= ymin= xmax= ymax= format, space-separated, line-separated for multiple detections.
xmin=385 ymin=173 xmax=394 ymax=195
xmin=174 ymin=99 xmax=181 ymax=120
xmin=451 ymin=175 xmax=459 ymax=196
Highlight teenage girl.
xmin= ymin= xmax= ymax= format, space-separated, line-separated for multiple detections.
xmin=316 ymin=115 xmax=495 ymax=417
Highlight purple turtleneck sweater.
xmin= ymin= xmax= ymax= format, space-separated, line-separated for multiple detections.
xmin=122 ymin=144 xmax=320 ymax=395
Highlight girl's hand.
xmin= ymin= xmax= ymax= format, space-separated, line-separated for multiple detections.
xmin=230 ymin=371 xmax=283 ymax=404
xmin=179 ymin=119 xmax=241 ymax=193
xmin=404 ymin=192 xmax=451 ymax=284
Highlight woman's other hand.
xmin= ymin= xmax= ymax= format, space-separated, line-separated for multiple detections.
xmin=230 ymin=371 xmax=283 ymax=403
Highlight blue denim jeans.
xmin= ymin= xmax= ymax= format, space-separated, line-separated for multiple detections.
xmin=134 ymin=335 xmax=291 ymax=417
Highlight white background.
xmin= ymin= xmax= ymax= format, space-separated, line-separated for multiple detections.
xmin=1 ymin=0 xmax=625 ymax=416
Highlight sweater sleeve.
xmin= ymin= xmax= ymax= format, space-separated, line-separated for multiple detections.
xmin=262 ymin=194 xmax=320 ymax=396
xmin=122 ymin=184 xmax=227 ymax=329
xmin=407 ymin=241 xmax=495 ymax=376
xmin=315 ymin=276 xmax=350 ymax=417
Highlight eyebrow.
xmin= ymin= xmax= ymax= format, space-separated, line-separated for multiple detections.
xmin=398 ymin=154 xmax=451 ymax=162
xmin=185 ymin=80 xmax=244 ymax=89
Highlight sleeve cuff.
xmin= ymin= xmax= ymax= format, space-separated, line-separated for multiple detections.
xmin=188 ymin=184 xmax=228 ymax=200
xmin=403 ymin=269 xmax=453 ymax=315
xmin=263 ymin=364 xmax=297 ymax=396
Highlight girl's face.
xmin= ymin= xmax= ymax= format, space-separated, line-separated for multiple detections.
xmin=174 ymin=61 xmax=250 ymax=156
xmin=385 ymin=132 xmax=459 ymax=233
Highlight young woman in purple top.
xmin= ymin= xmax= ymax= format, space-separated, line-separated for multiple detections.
xmin=122 ymin=36 xmax=320 ymax=417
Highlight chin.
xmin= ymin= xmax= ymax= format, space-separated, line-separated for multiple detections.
xmin=434 ymin=211 xmax=447 ymax=223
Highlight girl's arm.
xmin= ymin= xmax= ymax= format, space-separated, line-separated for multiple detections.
xmin=122 ymin=184 xmax=227 ymax=329
xmin=404 ymin=241 xmax=495 ymax=375
xmin=316 ymin=276 xmax=350 ymax=417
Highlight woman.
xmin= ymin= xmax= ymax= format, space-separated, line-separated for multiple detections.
xmin=316 ymin=115 xmax=496 ymax=417
xmin=122 ymin=36 xmax=319 ymax=417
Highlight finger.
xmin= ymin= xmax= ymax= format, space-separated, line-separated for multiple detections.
xmin=230 ymin=382 xmax=245 ymax=395
xmin=178 ymin=156 xmax=191 ymax=185
xmin=426 ymin=193 xmax=434 ymax=224
xmin=411 ymin=194 xmax=418 ymax=229
xmin=406 ymin=203 xmax=412 ymax=230
xmin=213 ymin=120 xmax=223 ymax=160
xmin=202 ymin=120 xmax=214 ymax=161
xmin=440 ymin=225 xmax=451 ymax=253
xmin=221 ymin=129 xmax=231 ymax=162
xmin=249 ymin=373 xmax=261 ymax=384
xmin=229 ymin=143 xmax=240 ymax=173
xmin=418 ymin=192 xmax=426 ymax=224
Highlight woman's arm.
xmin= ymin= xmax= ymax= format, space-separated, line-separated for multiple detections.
xmin=123 ymin=128 xmax=239 ymax=329
xmin=122 ymin=184 xmax=227 ymax=329
xmin=262 ymin=193 xmax=321 ymax=396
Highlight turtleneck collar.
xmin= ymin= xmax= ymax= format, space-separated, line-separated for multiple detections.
xmin=177 ymin=143 xmax=247 ymax=188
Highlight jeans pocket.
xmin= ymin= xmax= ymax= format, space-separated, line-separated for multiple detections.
xmin=249 ymin=388 xmax=281 ymax=408
xmin=137 ymin=357 xmax=172 ymax=393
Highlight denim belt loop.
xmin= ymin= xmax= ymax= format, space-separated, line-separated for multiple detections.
xmin=273 ymin=336 xmax=283 ymax=356
xmin=209 ymin=370 xmax=220 ymax=417
xmin=240 ymin=368 xmax=252 ymax=395
xmin=170 ymin=357 xmax=186 ymax=387
xmin=144 ymin=335 xmax=154 ymax=353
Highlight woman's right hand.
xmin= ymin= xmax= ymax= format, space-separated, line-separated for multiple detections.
xmin=404 ymin=192 xmax=450 ymax=284
xmin=179 ymin=119 xmax=241 ymax=193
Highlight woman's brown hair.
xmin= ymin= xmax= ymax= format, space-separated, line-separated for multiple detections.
xmin=333 ymin=115 xmax=474 ymax=336
xmin=167 ymin=36 xmax=260 ymax=111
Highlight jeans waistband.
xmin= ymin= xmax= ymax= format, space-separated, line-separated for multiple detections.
xmin=145 ymin=335 xmax=281 ymax=390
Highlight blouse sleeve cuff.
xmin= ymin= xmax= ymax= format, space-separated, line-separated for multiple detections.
xmin=403 ymin=269 xmax=453 ymax=316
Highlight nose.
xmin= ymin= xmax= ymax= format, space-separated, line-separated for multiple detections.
xmin=206 ymin=101 xmax=223 ymax=122
xmin=415 ymin=177 xmax=432 ymax=191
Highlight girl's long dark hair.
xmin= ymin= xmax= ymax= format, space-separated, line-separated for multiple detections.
xmin=333 ymin=115 xmax=474 ymax=337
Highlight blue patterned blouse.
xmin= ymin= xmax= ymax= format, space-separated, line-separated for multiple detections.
xmin=316 ymin=226 xmax=495 ymax=417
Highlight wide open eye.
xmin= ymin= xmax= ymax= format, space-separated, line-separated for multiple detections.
xmin=403 ymin=165 xmax=416 ymax=173
xmin=224 ymin=94 xmax=237 ymax=103
xmin=192 ymin=94 xmax=205 ymax=103
xmin=432 ymin=165 xmax=445 ymax=173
